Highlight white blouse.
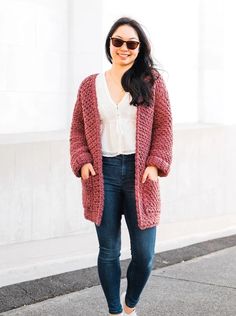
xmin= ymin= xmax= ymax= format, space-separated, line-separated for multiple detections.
xmin=95 ymin=72 xmax=137 ymax=157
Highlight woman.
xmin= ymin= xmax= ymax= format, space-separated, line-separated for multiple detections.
xmin=70 ymin=17 xmax=173 ymax=316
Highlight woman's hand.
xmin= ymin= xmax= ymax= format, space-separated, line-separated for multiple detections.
xmin=142 ymin=166 xmax=158 ymax=183
xmin=81 ymin=163 xmax=96 ymax=180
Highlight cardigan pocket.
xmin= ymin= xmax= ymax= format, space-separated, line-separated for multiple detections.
xmin=81 ymin=176 xmax=93 ymax=209
xmin=142 ymin=178 xmax=160 ymax=217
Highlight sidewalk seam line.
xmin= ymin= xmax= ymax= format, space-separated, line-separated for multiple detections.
xmin=152 ymin=274 xmax=236 ymax=290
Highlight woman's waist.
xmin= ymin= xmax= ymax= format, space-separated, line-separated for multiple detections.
xmin=102 ymin=152 xmax=135 ymax=163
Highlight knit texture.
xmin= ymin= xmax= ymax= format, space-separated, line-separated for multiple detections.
xmin=69 ymin=72 xmax=173 ymax=229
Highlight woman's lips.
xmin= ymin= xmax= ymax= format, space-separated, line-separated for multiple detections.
xmin=118 ymin=53 xmax=130 ymax=59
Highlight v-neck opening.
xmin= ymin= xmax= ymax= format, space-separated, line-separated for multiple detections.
xmin=103 ymin=72 xmax=128 ymax=106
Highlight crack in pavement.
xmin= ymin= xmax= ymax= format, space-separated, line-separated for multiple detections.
xmin=152 ymin=274 xmax=236 ymax=290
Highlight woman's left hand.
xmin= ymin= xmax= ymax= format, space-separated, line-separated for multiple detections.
xmin=142 ymin=166 xmax=159 ymax=183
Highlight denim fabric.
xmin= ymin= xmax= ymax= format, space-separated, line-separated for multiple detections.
xmin=95 ymin=153 xmax=157 ymax=314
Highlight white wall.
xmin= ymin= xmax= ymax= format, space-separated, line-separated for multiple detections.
xmin=67 ymin=0 xmax=103 ymax=123
xmin=0 ymin=0 xmax=69 ymax=133
xmin=198 ymin=0 xmax=224 ymax=124
xmin=0 ymin=0 xmax=103 ymax=134
xmin=1 ymin=0 xmax=235 ymax=134
xmin=222 ymin=0 xmax=236 ymax=124
xmin=199 ymin=0 xmax=236 ymax=124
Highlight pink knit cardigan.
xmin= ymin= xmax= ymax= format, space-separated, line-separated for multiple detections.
xmin=70 ymin=72 xmax=173 ymax=230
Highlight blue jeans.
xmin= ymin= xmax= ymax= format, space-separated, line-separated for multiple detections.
xmin=95 ymin=154 xmax=157 ymax=315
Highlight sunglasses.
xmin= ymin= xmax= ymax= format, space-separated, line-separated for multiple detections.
xmin=110 ymin=37 xmax=140 ymax=50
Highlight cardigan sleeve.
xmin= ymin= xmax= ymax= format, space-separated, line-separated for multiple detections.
xmin=69 ymin=84 xmax=93 ymax=178
xmin=145 ymin=74 xmax=173 ymax=177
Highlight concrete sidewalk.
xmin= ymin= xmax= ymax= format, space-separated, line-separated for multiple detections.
xmin=0 ymin=245 xmax=235 ymax=316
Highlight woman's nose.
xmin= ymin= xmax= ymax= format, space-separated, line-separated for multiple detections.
xmin=119 ymin=42 xmax=129 ymax=50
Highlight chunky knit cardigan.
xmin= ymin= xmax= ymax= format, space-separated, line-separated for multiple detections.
xmin=70 ymin=72 xmax=173 ymax=230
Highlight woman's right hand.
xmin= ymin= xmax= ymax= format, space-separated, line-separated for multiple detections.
xmin=81 ymin=163 xmax=96 ymax=180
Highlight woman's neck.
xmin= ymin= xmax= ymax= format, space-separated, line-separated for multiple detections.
xmin=107 ymin=64 xmax=132 ymax=82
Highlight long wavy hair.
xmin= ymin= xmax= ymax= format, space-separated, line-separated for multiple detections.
xmin=105 ymin=17 xmax=159 ymax=107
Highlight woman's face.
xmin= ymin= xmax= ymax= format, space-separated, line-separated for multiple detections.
xmin=109 ymin=24 xmax=140 ymax=67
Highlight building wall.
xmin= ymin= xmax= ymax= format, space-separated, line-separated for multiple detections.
xmin=0 ymin=0 xmax=103 ymax=134
xmin=0 ymin=125 xmax=236 ymax=286
xmin=0 ymin=0 xmax=69 ymax=133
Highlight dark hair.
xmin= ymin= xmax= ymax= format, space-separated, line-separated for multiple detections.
xmin=105 ymin=17 xmax=159 ymax=107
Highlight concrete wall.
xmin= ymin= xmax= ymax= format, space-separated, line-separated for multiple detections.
xmin=0 ymin=124 xmax=236 ymax=286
